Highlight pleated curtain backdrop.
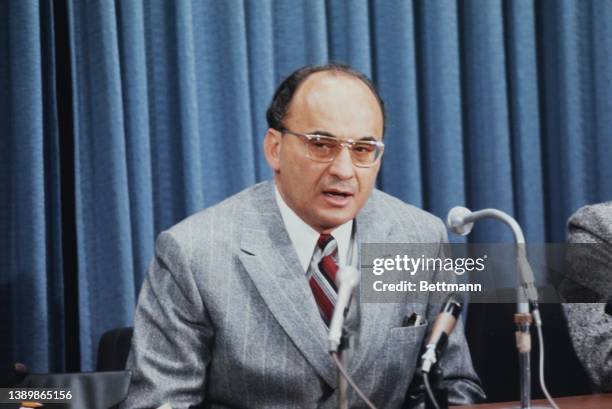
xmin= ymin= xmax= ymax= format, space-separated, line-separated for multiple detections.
xmin=1 ymin=0 xmax=611 ymax=372
xmin=1 ymin=0 xmax=67 ymax=372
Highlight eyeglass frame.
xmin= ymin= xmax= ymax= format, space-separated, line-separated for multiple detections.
xmin=279 ymin=127 xmax=385 ymax=168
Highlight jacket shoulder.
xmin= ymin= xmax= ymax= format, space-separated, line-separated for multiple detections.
xmin=370 ymin=189 xmax=447 ymax=238
xmin=161 ymin=182 xmax=269 ymax=247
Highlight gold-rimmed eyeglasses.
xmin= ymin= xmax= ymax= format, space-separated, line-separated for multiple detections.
xmin=280 ymin=128 xmax=384 ymax=168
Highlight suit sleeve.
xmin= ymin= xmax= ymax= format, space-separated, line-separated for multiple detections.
xmin=561 ymin=205 xmax=612 ymax=392
xmin=121 ymin=231 xmax=213 ymax=409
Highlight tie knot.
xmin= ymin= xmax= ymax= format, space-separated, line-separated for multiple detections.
xmin=317 ymin=234 xmax=335 ymax=250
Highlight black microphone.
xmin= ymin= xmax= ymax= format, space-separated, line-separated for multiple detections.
xmin=420 ymin=293 xmax=464 ymax=373
xmin=605 ymin=301 xmax=612 ymax=317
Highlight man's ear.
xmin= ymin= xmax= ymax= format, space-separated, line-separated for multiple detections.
xmin=263 ymin=128 xmax=282 ymax=172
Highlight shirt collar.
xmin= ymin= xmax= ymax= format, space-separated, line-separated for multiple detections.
xmin=274 ymin=185 xmax=353 ymax=272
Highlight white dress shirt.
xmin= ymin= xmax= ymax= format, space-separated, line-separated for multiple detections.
xmin=274 ymin=186 xmax=353 ymax=273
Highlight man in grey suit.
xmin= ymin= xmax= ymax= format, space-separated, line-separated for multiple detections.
xmin=561 ymin=202 xmax=612 ymax=392
xmin=122 ymin=64 xmax=484 ymax=408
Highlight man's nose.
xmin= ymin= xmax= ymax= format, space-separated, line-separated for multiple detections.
xmin=328 ymin=146 xmax=355 ymax=180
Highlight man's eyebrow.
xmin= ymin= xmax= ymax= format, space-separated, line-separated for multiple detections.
xmin=310 ymin=130 xmax=379 ymax=141
xmin=359 ymin=136 xmax=377 ymax=142
xmin=310 ymin=130 xmax=337 ymax=138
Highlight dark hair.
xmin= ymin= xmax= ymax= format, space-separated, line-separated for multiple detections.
xmin=266 ymin=63 xmax=386 ymax=135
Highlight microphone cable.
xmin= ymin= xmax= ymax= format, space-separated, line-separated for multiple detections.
xmin=331 ymin=351 xmax=378 ymax=409
xmin=423 ymin=372 xmax=441 ymax=409
xmin=531 ymin=305 xmax=559 ymax=409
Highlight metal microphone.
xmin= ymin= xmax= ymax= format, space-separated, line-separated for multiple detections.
xmin=447 ymin=206 xmax=475 ymax=236
xmin=447 ymin=206 xmax=525 ymax=241
xmin=446 ymin=206 xmax=538 ymax=303
xmin=328 ymin=266 xmax=360 ymax=352
xmin=420 ymin=293 xmax=464 ymax=374
xmin=445 ymin=206 xmax=557 ymax=409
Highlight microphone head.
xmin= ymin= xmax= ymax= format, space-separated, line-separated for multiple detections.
xmin=336 ymin=266 xmax=360 ymax=289
xmin=441 ymin=293 xmax=464 ymax=317
xmin=447 ymin=206 xmax=474 ymax=236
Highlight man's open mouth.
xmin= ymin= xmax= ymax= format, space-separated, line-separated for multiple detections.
xmin=323 ymin=190 xmax=353 ymax=198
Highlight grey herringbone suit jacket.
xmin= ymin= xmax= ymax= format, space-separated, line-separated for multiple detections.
xmin=562 ymin=202 xmax=612 ymax=392
xmin=121 ymin=181 xmax=484 ymax=408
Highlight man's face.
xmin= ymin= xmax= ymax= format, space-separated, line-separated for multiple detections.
xmin=264 ymin=72 xmax=384 ymax=233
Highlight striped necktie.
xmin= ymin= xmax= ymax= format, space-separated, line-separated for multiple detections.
xmin=308 ymin=234 xmax=339 ymax=325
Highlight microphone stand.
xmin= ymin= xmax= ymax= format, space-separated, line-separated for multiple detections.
xmin=337 ymin=335 xmax=349 ymax=409
xmin=447 ymin=208 xmax=549 ymax=409
xmin=328 ymin=266 xmax=360 ymax=409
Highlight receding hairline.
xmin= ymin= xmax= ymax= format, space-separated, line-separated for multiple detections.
xmin=266 ymin=63 xmax=386 ymax=135
xmin=283 ymin=70 xmax=385 ymax=125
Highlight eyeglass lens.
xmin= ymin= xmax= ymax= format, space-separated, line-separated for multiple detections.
xmin=307 ymin=137 xmax=379 ymax=165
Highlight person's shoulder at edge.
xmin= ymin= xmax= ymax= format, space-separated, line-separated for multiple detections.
xmin=568 ymin=200 xmax=612 ymax=243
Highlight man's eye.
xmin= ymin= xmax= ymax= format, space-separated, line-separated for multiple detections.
xmin=311 ymin=139 xmax=336 ymax=149
xmin=354 ymin=144 xmax=375 ymax=153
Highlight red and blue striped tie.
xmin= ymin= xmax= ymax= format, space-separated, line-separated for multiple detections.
xmin=308 ymin=234 xmax=339 ymax=325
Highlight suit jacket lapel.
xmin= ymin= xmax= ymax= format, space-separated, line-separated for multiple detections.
xmin=237 ymin=182 xmax=338 ymax=388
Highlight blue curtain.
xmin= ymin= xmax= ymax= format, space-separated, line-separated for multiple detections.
xmin=2 ymin=0 xmax=612 ymax=372
xmin=0 ymin=0 xmax=65 ymax=372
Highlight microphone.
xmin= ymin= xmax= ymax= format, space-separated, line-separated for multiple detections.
xmin=420 ymin=293 xmax=464 ymax=373
xmin=605 ymin=301 xmax=612 ymax=317
xmin=328 ymin=266 xmax=360 ymax=352
xmin=447 ymin=206 xmax=475 ymax=236
xmin=446 ymin=206 xmax=539 ymax=304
